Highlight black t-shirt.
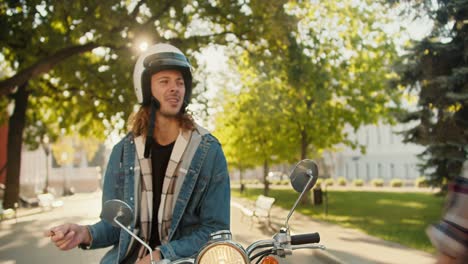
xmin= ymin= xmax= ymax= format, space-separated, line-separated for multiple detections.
xmin=149 ymin=140 xmax=175 ymax=249
xmin=120 ymin=140 xmax=175 ymax=264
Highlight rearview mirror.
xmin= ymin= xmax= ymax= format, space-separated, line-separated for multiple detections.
xmin=289 ymin=159 xmax=319 ymax=193
xmin=102 ymin=199 xmax=133 ymax=227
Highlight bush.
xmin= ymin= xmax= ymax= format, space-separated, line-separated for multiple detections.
xmin=271 ymin=180 xmax=282 ymax=185
xmin=390 ymin=179 xmax=403 ymax=187
xmin=337 ymin=177 xmax=347 ymax=186
xmin=371 ymin=178 xmax=384 ymax=187
xmin=324 ymin=178 xmax=334 ymax=186
xmin=415 ymin=177 xmax=429 ymax=188
xmin=316 ymin=179 xmax=323 ymax=187
xmin=281 ymin=180 xmax=289 ymax=185
xmin=353 ymin=179 xmax=364 ymax=187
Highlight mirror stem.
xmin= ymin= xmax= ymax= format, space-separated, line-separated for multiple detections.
xmin=113 ymin=214 xmax=156 ymax=264
xmin=284 ymin=174 xmax=315 ymax=229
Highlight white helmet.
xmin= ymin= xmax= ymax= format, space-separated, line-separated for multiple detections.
xmin=133 ymin=43 xmax=192 ymax=106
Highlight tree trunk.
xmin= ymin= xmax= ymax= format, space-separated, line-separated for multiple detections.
xmin=239 ymin=163 xmax=245 ymax=194
xmin=263 ymin=159 xmax=269 ymax=196
xmin=301 ymin=129 xmax=308 ymax=160
xmin=300 ymin=129 xmax=312 ymax=205
xmin=3 ymin=82 xmax=29 ymax=209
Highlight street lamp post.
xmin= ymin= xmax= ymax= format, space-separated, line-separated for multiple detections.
xmin=60 ymin=152 xmax=71 ymax=196
xmin=42 ymin=135 xmax=50 ymax=194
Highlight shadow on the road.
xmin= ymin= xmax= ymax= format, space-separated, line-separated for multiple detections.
xmin=325 ymin=248 xmax=388 ymax=264
xmin=339 ymin=235 xmax=406 ymax=250
xmin=0 ymin=214 xmax=91 ymax=263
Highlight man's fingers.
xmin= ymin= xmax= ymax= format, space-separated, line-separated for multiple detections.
xmin=50 ymin=230 xmax=65 ymax=242
xmin=44 ymin=230 xmax=55 ymax=237
xmin=55 ymin=231 xmax=75 ymax=250
xmin=45 ymin=224 xmax=65 ymax=238
xmin=46 ymin=223 xmax=82 ymax=251
xmin=64 ymin=230 xmax=75 ymax=241
xmin=57 ymin=231 xmax=76 ymax=250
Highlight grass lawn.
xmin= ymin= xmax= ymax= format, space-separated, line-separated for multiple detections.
xmin=232 ymin=187 xmax=445 ymax=253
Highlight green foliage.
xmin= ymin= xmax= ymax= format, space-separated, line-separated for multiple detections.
xmin=271 ymin=180 xmax=281 ymax=185
xmin=315 ymin=179 xmax=323 ymax=187
xmin=372 ymin=178 xmax=384 ymax=187
xmin=233 ymin=188 xmax=444 ymax=253
xmin=390 ymin=178 xmax=403 ymax=187
xmin=415 ymin=177 xmax=429 ymax=188
xmin=0 ymin=96 xmax=8 ymax=125
xmin=1 ymin=0 xmax=325 ymax=206
xmin=395 ymin=1 xmax=468 ymax=187
xmin=1 ymin=0 xmax=278 ymax=147
xmin=324 ymin=178 xmax=334 ymax=186
xmin=50 ymin=135 xmax=101 ymax=166
xmin=353 ymin=179 xmax=364 ymax=187
xmin=337 ymin=177 xmax=347 ymax=186
xmin=214 ymin=0 xmax=403 ymax=172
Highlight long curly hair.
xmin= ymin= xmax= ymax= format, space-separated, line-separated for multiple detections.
xmin=128 ymin=106 xmax=195 ymax=137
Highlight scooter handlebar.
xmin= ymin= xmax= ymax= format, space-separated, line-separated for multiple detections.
xmin=291 ymin=232 xmax=320 ymax=245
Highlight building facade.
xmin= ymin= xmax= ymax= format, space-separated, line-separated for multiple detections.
xmin=333 ymin=122 xmax=425 ymax=183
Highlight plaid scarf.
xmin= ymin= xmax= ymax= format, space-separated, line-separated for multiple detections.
xmin=134 ymin=129 xmax=191 ymax=260
xmin=427 ymin=174 xmax=468 ymax=260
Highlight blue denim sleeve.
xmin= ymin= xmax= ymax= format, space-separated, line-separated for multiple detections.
xmin=159 ymin=144 xmax=231 ymax=260
xmin=88 ymin=220 xmax=120 ymax=249
xmin=87 ymin=142 xmax=123 ymax=249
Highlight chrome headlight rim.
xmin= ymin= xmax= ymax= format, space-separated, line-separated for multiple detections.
xmin=195 ymin=240 xmax=249 ymax=264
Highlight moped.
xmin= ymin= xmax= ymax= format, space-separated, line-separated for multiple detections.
xmin=102 ymin=159 xmax=325 ymax=264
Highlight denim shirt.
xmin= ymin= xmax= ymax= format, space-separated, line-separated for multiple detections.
xmin=87 ymin=132 xmax=230 ymax=263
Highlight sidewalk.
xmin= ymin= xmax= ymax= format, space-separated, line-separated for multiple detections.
xmin=2 ymin=192 xmax=325 ymax=264
xmin=1 ymin=192 xmax=436 ymax=264
xmin=0 ymin=192 xmax=108 ymax=264
xmin=232 ymin=196 xmax=436 ymax=264
xmin=231 ymin=183 xmax=440 ymax=193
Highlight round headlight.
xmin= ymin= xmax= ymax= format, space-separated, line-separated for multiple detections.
xmin=196 ymin=242 xmax=249 ymax=264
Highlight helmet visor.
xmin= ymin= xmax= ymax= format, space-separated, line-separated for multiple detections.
xmin=143 ymin=52 xmax=191 ymax=70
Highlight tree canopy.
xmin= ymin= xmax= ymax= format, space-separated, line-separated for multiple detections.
xmin=396 ymin=0 xmax=468 ymax=187
xmin=214 ymin=1 xmax=402 ymax=178
xmin=0 ymin=0 xmax=294 ymax=207
xmin=1 ymin=0 xmax=416 ymax=206
xmin=0 ymin=0 xmax=272 ymax=141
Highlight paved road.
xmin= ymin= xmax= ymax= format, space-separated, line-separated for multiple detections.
xmin=0 ymin=192 xmax=107 ymax=264
xmin=232 ymin=196 xmax=436 ymax=264
xmin=230 ymin=201 xmax=325 ymax=264
xmin=0 ymin=192 xmax=324 ymax=264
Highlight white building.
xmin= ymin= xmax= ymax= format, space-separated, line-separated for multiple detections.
xmin=333 ymin=122 xmax=425 ymax=183
xmin=18 ymin=143 xmax=108 ymax=197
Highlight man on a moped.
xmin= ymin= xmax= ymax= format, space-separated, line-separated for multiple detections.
xmin=45 ymin=43 xmax=231 ymax=264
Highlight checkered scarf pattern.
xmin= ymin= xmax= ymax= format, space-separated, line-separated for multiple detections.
xmin=427 ymin=174 xmax=468 ymax=260
xmin=134 ymin=131 xmax=190 ymax=260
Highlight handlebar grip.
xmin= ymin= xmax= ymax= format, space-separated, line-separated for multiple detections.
xmin=291 ymin=233 xmax=320 ymax=245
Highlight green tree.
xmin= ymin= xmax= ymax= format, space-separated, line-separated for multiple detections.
xmin=216 ymin=64 xmax=295 ymax=196
xmin=216 ymin=0 xmax=401 ymax=189
xmin=395 ymin=1 xmax=468 ymax=188
xmin=213 ymin=91 xmax=256 ymax=193
xmin=279 ymin=1 xmax=401 ymax=159
xmin=0 ymin=0 xmax=281 ymax=208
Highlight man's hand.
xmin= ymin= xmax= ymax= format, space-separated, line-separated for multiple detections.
xmin=436 ymin=253 xmax=457 ymax=264
xmin=44 ymin=223 xmax=91 ymax=251
xmin=135 ymin=249 xmax=162 ymax=264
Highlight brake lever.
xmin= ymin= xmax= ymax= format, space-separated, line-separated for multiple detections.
xmin=291 ymin=244 xmax=326 ymax=250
